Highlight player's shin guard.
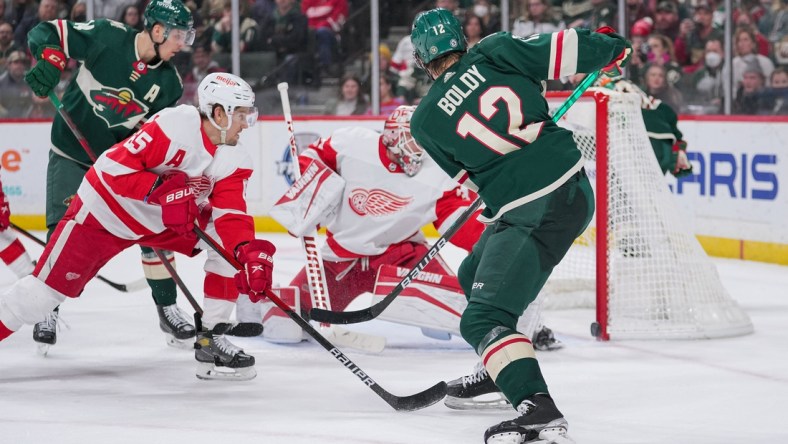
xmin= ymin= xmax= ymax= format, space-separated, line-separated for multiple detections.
xmin=261 ymin=286 xmax=304 ymax=344
xmin=140 ymin=247 xmax=178 ymax=306
xmin=0 ymin=236 xmax=34 ymax=278
xmin=374 ymin=265 xmax=465 ymax=338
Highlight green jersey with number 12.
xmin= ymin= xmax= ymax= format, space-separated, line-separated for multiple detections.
xmin=28 ymin=19 xmax=183 ymax=164
xmin=411 ymin=29 xmax=626 ymax=222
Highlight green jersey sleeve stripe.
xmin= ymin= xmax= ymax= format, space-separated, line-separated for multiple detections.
xmin=549 ymin=29 xmax=579 ymax=80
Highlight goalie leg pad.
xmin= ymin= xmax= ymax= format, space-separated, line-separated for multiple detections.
xmin=374 ymin=265 xmax=466 ymax=337
xmin=262 ymin=286 xmax=305 ymax=344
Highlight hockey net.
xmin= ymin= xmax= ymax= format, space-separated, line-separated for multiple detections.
xmin=542 ymin=89 xmax=753 ymax=340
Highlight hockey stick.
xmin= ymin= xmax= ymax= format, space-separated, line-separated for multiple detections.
xmin=310 ymin=70 xmax=604 ymax=325
xmin=194 ymin=226 xmax=446 ymax=411
xmin=277 ymin=82 xmax=386 ymax=353
xmin=10 ymin=222 xmax=148 ymax=292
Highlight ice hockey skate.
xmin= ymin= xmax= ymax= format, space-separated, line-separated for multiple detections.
xmin=33 ymin=307 xmax=60 ymax=356
xmin=194 ymin=323 xmax=256 ymax=381
xmin=444 ymin=362 xmax=510 ymax=410
xmin=156 ymin=303 xmax=196 ymax=349
xmin=484 ymin=394 xmax=574 ymax=444
xmin=532 ymin=326 xmax=563 ymax=351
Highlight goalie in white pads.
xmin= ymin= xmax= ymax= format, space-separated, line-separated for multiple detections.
xmin=0 ymin=73 xmax=275 ymax=382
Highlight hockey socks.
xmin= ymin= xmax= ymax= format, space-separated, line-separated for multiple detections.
xmin=140 ymin=247 xmax=177 ymax=306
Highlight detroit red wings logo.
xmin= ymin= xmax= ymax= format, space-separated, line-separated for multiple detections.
xmin=348 ymin=188 xmax=413 ymax=216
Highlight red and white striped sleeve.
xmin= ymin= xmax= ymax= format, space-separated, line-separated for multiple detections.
xmin=210 ymin=167 xmax=255 ymax=253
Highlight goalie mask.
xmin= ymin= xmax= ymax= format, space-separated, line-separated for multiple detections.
xmin=382 ymin=105 xmax=424 ymax=177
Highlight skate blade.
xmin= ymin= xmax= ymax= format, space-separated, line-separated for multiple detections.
xmin=486 ymin=426 xmax=573 ymax=444
xmin=444 ymin=394 xmax=511 ymax=410
xmin=164 ymin=334 xmax=194 ymax=350
xmin=36 ymin=343 xmax=51 ymax=357
xmin=195 ymin=362 xmax=257 ymax=381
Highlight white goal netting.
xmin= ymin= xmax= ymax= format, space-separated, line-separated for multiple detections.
xmin=542 ymin=90 xmax=753 ymax=340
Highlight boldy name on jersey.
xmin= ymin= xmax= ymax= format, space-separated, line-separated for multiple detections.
xmin=437 ymin=65 xmax=487 ymax=116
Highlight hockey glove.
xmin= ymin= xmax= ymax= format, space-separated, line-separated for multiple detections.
xmin=25 ymin=46 xmax=66 ymax=97
xmin=671 ymin=140 xmax=693 ymax=178
xmin=596 ymin=26 xmax=633 ymax=74
xmin=0 ymin=190 xmax=10 ymax=230
xmin=234 ymin=240 xmax=276 ymax=302
xmin=146 ymin=172 xmax=199 ymax=236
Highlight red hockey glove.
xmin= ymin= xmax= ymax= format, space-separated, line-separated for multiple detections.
xmin=596 ymin=26 xmax=633 ymax=74
xmin=234 ymin=239 xmax=276 ymax=302
xmin=671 ymin=140 xmax=693 ymax=178
xmin=0 ymin=190 xmax=10 ymax=230
xmin=146 ymin=172 xmax=199 ymax=236
xmin=25 ymin=45 xmax=66 ymax=97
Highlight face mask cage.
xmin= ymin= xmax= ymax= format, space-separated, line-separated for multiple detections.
xmin=389 ymin=128 xmax=424 ymax=177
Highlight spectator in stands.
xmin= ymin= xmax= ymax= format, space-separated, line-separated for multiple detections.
xmin=645 ymin=33 xmax=683 ymax=86
xmin=760 ymin=0 xmax=788 ymax=45
xmin=512 ymin=0 xmax=565 ymax=37
xmin=0 ymin=51 xmax=33 ymax=118
xmin=560 ymin=0 xmax=594 ymax=28
xmin=587 ymin=0 xmax=617 ymax=30
xmin=70 ymin=2 xmax=86 ymax=22
xmin=180 ymin=44 xmax=225 ymax=106
xmin=250 ymin=0 xmax=275 ymax=24
xmin=628 ymin=18 xmax=652 ymax=87
xmin=301 ymin=0 xmax=348 ymax=77
xmin=367 ymin=75 xmax=403 ymax=116
xmin=212 ymin=0 xmax=259 ymax=53
xmin=653 ymin=0 xmax=681 ymax=41
xmin=324 ymin=73 xmax=368 ymax=115
xmin=624 ymin=0 xmax=652 ymax=27
xmin=377 ymin=43 xmax=396 ymax=78
xmin=119 ymin=4 xmax=144 ymax=31
xmin=6 ymin=0 xmax=37 ymax=29
xmin=644 ymin=63 xmax=683 ymax=112
xmin=734 ymin=61 xmax=767 ymax=114
xmin=735 ymin=11 xmax=771 ymax=56
xmin=686 ymin=37 xmax=725 ymax=113
xmin=675 ymin=0 xmax=723 ymax=70
xmin=436 ymin=0 xmax=465 ymax=22
xmin=0 ymin=22 xmax=20 ymax=75
xmin=470 ymin=0 xmax=500 ymax=34
xmin=733 ymin=27 xmax=775 ymax=89
xmin=463 ymin=14 xmax=485 ymax=48
xmin=95 ymin=0 xmax=131 ymax=23
xmin=758 ymin=67 xmax=788 ymax=114
xmin=14 ymin=0 xmax=58 ymax=52
xmin=257 ymin=0 xmax=308 ymax=85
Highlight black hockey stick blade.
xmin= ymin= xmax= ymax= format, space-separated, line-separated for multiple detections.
xmin=194 ymin=226 xmax=446 ymax=411
xmin=309 ymin=197 xmax=483 ymax=324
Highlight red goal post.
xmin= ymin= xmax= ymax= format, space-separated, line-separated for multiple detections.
xmin=543 ymin=89 xmax=753 ymax=340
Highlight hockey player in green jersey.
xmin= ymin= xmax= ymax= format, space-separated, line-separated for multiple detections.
xmin=24 ymin=0 xmax=198 ymax=352
xmin=596 ymin=75 xmax=693 ymax=177
xmin=410 ymin=8 xmax=631 ymax=444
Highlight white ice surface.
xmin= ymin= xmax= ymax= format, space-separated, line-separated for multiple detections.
xmin=1 ymin=233 xmax=786 ymax=444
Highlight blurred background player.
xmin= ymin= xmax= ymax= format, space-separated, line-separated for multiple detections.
xmin=23 ymin=0 xmax=197 ymax=351
xmin=409 ymin=8 xmax=630 ymax=444
xmin=0 ymin=73 xmax=274 ymax=382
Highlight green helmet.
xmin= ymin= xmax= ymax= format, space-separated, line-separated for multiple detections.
xmin=410 ymin=8 xmax=466 ymax=66
xmin=144 ymin=0 xmax=194 ymax=31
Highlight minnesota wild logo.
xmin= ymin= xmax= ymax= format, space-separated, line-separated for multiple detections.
xmin=90 ymin=87 xmax=149 ymax=128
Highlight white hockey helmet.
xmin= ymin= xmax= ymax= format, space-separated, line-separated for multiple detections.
xmin=198 ymin=73 xmax=258 ymax=140
xmin=382 ymin=105 xmax=424 ymax=177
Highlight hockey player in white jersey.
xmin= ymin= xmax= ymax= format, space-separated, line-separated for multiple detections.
xmin=0 ymin=73 xmax=275 ymax=381
xmin=0 ymin=177 xmax=34 ymax=279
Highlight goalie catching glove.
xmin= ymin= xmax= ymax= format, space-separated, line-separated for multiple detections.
xmin=145 ymin=172 xmax=201 ymax=237
xmin=234 ymin=240 xmax=276 ymax=302
xmin=25 ymin=45 xmax=67 ymax=97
